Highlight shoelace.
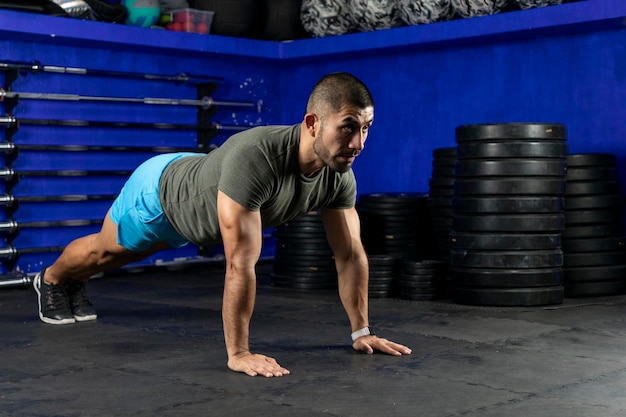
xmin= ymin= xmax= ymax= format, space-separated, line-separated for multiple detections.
xmin=65 ymin=282 xmax=92 ymax=306
xmin=45 ymin=283 xmax=71 ymax=310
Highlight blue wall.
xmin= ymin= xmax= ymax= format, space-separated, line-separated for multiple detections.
xmin=0 ymin=0 xmax=624 ymax=273
xmin=278 ymin=1 xmax=626 ymax=195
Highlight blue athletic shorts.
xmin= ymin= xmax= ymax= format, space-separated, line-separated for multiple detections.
xmin=109 ymin=153 xmax=197 ymax=252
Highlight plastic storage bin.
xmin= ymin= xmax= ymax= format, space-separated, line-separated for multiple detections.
xmin=163 ymin=8 xmax=214 ymax=34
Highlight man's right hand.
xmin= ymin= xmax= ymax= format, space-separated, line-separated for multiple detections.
xmin=227 ymin=351 xmax=291 ymax=377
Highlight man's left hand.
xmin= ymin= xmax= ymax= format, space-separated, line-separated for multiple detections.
xmin=352 ymin=335 xmax=412 ymax=356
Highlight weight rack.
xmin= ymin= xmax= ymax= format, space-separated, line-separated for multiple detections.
xmin=0 ymin=62 xmax=258 ymax=287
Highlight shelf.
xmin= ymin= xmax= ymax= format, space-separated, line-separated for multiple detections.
xmin=0 ymin=0 xmax=625 ymax=60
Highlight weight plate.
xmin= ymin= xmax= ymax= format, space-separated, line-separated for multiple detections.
xmin=456 ymin=141 xmax=568 ymax=159
xmin=563 ymin=251 xmax=626 ymax=267
xmin=273 ymin=252 xmax=335 ymax=262
xmin=402 ymin=259 xmax=447 ymax=270
xmin=565 ymin=181 xmax=620 ymax=196
xmin=431 ymin=218 xmax=453 ymax=229
xmin=399 ymin=281 xmax=443 ymax=291
xmin=275 ymin=241 xmax=331 ymax=251
xmin=369 ymin=291 xmax=391 ymax=298
xmin=274 ymin=225 xmax=325 ymax=235
xmin=273 ymin=233 xmax=329 ymax=242
xmin=275 ymin=245 xmax=332 ymax=255
xmin=566 ymin=167 xmax=617 ymax=181
xmin=562 ymin=236 xmax=626 ymax=253
xmin=368 ymin=254 xmax=401 ymax=265
xmin=450 ymin=232 xmax=561 ymax=250
xmin=455 ymin=159 xmax=566 ymax=177
xmin=431 ymin=166 xmax=456 ymax=177
xmin=270 ymin=281 xmax=337 ymax=290
xmin=562 ymin=223 xmax=623 ymax=239
xmin=450 ymin=266 xmax=563 ymax=287
xmin=452 ymin=196 xmax=563 ymax=213
xmin=358 ymin=198 xmax=429 ymax=208
xmin=452 ymin=285 xmax=564 ymax=306
xmin=272 ymin=266 xmax=336 ymax=277
xmin=270 ymin=273 xmax=336 ymax=284
xmin=358 ymin=208 xmax=427 ymax=217
xmin=564 ymin=194 xmax=623 ymax=210
xmin=432 ymin=157 xmax=457 ymax=167
xmin=454 ymin=178 xmax=565 ymax=195
xmin=274 ymin=254 xmax=335 ymax=264
xmin=429 ymin=177 xmax=455 ymax=188
xmin=403 ymin=270 xmax=447 ymax=281
xmin=565 ymin=280 xmax=626 ymax=297
xmin=275 ymin=247 xmax=333 ymax=257
xmin=452 ymin=214 xmax=564 ymax=232
xmin=455 ymin=123 xmax=567 ymax=141
xmin=280 ymin=216 xmax=323 ymax=226
xmin=428 ymin=198 xmax=453 ymax=209
xmin=567 ymin=153 xmax=617 ymax=167
xmin=369 ymin=270 xmax=397 ymax=279
xmin=450 ymin=248 xmax=563 ymax=268
xmin=433 ymin=147 xmax=457 ymax=158
xmin=401 ymin=271 xmax=447 ymax=281
xmin=400 ymin=292 xmax=447 ymax=301
xmin=563 ymin=264 xmax=626 ymax=282
xmin=564 ymin=209 xmax=623 ymax=225
xmin=358 ymin=193 xmax=429 ymax=204
xmin=430 ymin=208 xmax=453 ymax=218
xmin=429 ymin=188 xmax=455 ymax=197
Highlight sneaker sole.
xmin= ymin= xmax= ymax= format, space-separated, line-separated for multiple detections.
xmin=74 ymin=314 xmax=97 ymax=322
xmin=33 ymin=273 xmax=76 ymax=325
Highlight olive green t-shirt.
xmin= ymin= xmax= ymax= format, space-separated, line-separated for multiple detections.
xmin=158 ymin=124 xmax=357 ymax=246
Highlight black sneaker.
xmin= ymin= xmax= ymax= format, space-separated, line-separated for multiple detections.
xmin=64 ymin=280 xmax=97 ymax=322
xmin=33 ymin=269 xmax=75 ymax=325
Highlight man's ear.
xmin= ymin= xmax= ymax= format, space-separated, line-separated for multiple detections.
xmin=304 ymin=113 xmax=318 ymax=137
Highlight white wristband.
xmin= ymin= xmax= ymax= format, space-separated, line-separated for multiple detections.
xmin=351 ymin=326 xmax=374 ymax=342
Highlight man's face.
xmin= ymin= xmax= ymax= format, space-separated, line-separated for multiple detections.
xmin=313 ymin=104 xmax=374 ymax=173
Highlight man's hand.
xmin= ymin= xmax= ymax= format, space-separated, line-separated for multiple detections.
xmin=228 ymin=351 xmax=291 ymax=377
xmin=352 ymin=335 xmax=412 ymax=356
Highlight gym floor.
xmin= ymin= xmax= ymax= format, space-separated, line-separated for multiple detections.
xmin=1 ymin=261 xmax=626 ymax=417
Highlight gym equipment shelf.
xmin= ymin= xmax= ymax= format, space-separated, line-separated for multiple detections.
xmin=0 ymin=1 xmax=623 ymax=61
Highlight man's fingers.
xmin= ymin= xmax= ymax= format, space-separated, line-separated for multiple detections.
xmin=353 ymin=336 xmax=412 ymax=356
xmin=229 ymin=353 xmax=290 ymax=378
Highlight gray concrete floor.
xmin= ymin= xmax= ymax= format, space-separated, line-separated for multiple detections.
xmin=1 ymin=261 xmax=626 ymax=416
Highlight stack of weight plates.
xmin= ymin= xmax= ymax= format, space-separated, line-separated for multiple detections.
xmin=427 ymin=147 xmax=457 ymax=261
xmin=368 ymin=254 xmax=402 ymax=298
xmin=271 ymin=211 xmax=337 ymax=290
xmin=358 ymin=192 xmax=436 ymax=260
xmin=399 ymin=259 xmax=448 ymax=300
xmin=563 ymin=153 xmax=626 ymax=296
xmin=450 ymin=123 xmax=568 ymax=306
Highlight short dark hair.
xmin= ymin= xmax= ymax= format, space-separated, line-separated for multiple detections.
xmin=306 ymin=72 xmax=374 ymax=117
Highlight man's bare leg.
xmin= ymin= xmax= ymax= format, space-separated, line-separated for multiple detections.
xmin=43 ymin=210 xmax=170 ymax=285
xmin=35 ymin=210 xmax=170 ymax=324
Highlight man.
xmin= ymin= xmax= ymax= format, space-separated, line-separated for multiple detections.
xmin=33 ymin=72 xmax=412 ymax=377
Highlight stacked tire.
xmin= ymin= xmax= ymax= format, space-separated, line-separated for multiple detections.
xmin=272 ymin=211 xmax=337 ymax=290
xmin=368 ymin=254 xmax=402 ymax=298
xmin=450 ymin=123 xmax=568 ymax=306
xmin=399 ymin=259 xmax=448 ymax=300
xmin=427 ymin=147 xmax=456 ymax=261
xmin=358 ymin=192 xmax=435 ymax=260
xmin=563 ymin=153 xmax=626 ymax=296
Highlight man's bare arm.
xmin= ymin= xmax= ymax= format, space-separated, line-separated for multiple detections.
xmin=217 ymin=190 xmax=290 ymax=377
